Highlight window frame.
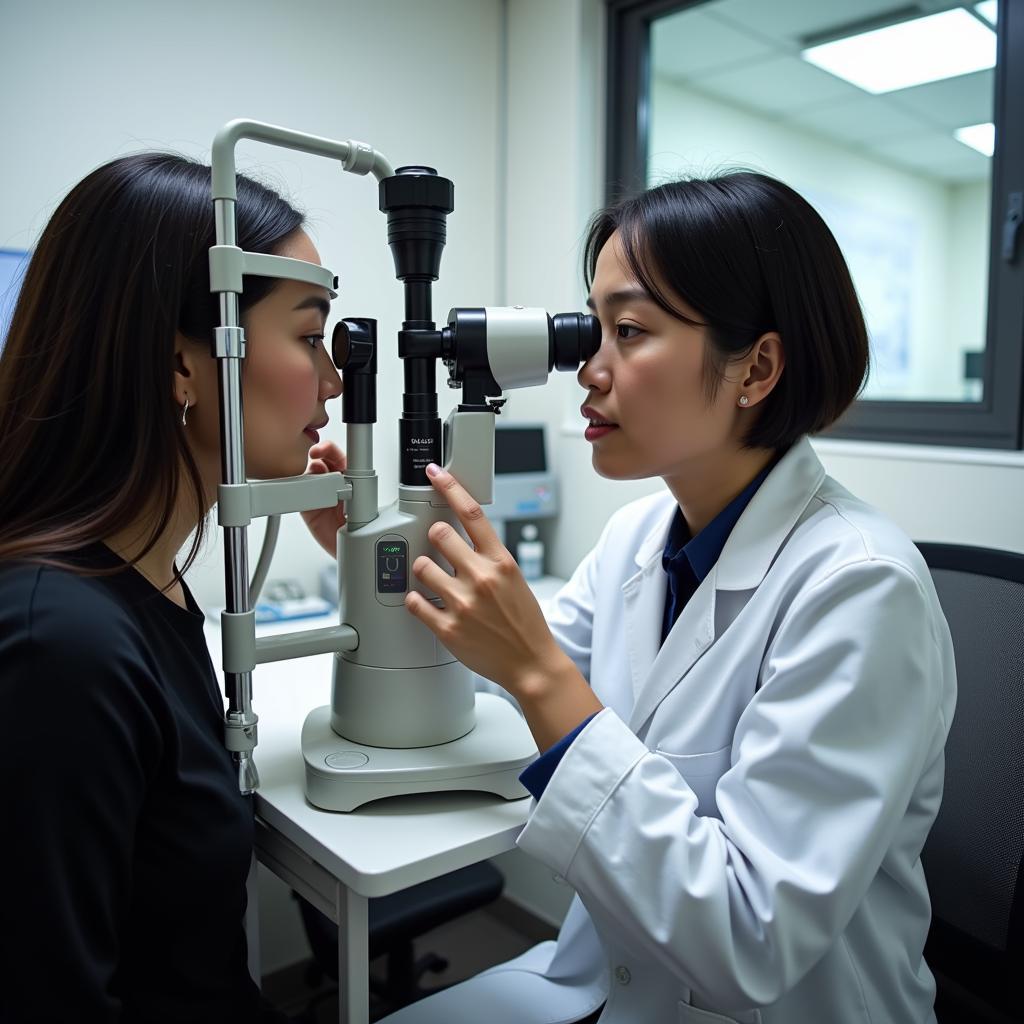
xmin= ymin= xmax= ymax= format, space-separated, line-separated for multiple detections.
xmin=605 ymin=0 xmax=1024 ymax=449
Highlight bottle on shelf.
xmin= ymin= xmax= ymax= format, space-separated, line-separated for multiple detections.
xmin=516 ymin=523 xmax=544 ymax=581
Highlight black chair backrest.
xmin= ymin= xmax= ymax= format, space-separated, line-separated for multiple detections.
xmin=915 ymin=542 xmax=1024 ymax=1016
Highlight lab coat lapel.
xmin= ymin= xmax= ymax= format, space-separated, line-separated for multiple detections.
xmin=627 ymin=568 xmax=717 ymax=733
xmin=620 ymin=502 xmax=675 ymax=702
xmin=622 ymin=562 xmax=665 ymax=703
xmin=624 ymin=437 xmax=827 ymax=733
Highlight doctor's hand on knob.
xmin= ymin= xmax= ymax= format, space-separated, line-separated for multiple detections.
xmin=406 ymin=463 xmax=603 ymax=752
xmin=301 ymin=440 xmax=348 ymax=557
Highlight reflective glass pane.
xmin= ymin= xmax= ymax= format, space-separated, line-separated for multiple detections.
xmin=648 ymin=0 xmax=996 ymax=402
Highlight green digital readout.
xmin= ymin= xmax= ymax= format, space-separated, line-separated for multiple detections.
xmin=377 ymin=538 xmax=408 ymax=594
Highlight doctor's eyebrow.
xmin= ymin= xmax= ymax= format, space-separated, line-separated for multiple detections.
xmin=292 ymin=295 xmax=331 ymax=319
xmin=585 ymin=286 xmax=654 ymax=311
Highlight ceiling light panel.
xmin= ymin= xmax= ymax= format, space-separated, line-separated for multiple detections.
xmin=954 ymin=121 xmax=995 ymax=156
xmin=802 ymin=8 xmax=996 ymax=94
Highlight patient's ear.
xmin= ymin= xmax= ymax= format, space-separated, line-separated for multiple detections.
xmin=172 ymin=331 xmax=211 ymax=408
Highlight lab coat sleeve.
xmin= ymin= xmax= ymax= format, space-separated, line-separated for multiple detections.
xmin=516 ymin=557 xmax=948 ymax=1009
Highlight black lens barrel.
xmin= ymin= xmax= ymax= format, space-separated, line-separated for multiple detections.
xmin=550 ymin=312 xmax=601 ymax=371
xmin=379 ymin=167 xmax=455 ymax=285
xmin=380 ymin=167 xmax=454 ymax=487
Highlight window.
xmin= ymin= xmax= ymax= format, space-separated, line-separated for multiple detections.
xmin=606 ymin=0 xmax=1024 ymax=447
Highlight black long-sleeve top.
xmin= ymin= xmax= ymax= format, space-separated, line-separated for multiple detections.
xmin=0 ymin=543 xmax=269 ymax=1023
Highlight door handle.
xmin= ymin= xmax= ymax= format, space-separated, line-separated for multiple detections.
xmin=1002 ymin=191 xmax=1022 ymax=263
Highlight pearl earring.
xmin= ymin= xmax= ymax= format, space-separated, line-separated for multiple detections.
xmin=738 ymin=394 xmax=750 ymax=407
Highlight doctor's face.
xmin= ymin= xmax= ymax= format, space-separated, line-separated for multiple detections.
xmin=579 ymin=232 xmax=744 ymax=484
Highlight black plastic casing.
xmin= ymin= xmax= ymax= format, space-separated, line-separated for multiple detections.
xmin=334 ymin=318 xmax=377 ymax=424
xmin=380 ymin=166 xmax=455 ymax=488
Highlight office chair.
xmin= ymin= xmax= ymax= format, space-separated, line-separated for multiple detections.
xmin=915 ymin=543 xmax=1023 ymax=1024
xmin=293 ymin=860 xmax=504 ymax=1021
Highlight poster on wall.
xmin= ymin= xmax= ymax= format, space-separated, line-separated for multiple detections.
xmin=802 ymin=190 xmax=915 ymax=399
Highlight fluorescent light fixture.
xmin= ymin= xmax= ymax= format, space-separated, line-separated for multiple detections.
xmin=954 ymin=121 xmax=995 ymax=156
xmin=802 ymin=8 xmax=996 ymax=94
xmin=974 ymin=2 xmax=997 ymax=27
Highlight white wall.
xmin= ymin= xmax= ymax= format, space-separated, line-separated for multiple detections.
xmin=947 ymin=180 xmax=991 ymax=391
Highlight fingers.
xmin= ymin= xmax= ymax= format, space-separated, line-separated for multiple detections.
xmin=425 ymin=519 xmax=474 ymax=574
xmin=412 ymin=554 xmax=454 ymax=599
xmin=308 ymin=441 xmax=347 ymax=472
xmin=425 ymin=463 xmax=502 ymax=557
xmin=306 ymin=441 xmax=347 ymax=478
xmin=404 ymin=589 xmax=446 ymax=632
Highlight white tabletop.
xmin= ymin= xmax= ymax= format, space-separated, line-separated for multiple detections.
xmin=204 ymin=616 xmax=537 ymax=899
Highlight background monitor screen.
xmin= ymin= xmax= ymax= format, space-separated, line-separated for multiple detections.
xmin=0 ymin=248 xmax=31 ymax=353
xmin=494 ymin=425 xmax=547 ymax=474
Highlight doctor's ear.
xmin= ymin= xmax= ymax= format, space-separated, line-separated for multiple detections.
xmin=736 ymin=331 xmax=784 ymax=409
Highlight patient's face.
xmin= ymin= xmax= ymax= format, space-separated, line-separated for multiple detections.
xmin=238 ymin=231 xmax=341 ymax=479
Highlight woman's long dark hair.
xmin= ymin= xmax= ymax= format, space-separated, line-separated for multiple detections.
xmin=0 ymin=153 xmax=304 ymax=581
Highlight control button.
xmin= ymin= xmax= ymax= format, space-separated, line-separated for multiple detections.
xmin=615 ymin=965 xmax=631 ymax=986
xmin=325 ymin=751 xmax=370 ymax=769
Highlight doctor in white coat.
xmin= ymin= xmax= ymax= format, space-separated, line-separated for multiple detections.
xmin=391 ymin=172 xmax=957 ymax=1024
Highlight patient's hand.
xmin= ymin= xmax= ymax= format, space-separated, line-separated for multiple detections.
xmin=302 ymin=440 xmax=347 ymax=557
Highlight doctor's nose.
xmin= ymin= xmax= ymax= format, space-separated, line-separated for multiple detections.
xmin=577 ymin=336 xmax=612 ymax=393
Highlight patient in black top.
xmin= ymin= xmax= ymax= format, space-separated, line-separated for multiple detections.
xmin=0 ymin=154 xmax=347 ymax=1022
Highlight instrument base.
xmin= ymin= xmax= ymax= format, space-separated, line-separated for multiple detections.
xmin=302 ymin=693 xmax=537 ymax=811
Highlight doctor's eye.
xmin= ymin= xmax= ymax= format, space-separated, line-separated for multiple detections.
xmin=616 ymin=323 xmax=644 ymax=341
xmin=302 ymin=334 xmax=325 ymax=349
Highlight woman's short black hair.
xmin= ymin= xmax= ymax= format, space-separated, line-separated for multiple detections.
xmin=583 ymin=171 xmax=869 ymax=450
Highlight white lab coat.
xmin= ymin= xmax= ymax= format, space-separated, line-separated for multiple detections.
xmin=382 ymin=436 xmax=957 ymax=1024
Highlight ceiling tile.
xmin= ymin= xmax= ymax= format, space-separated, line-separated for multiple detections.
xmin=868 ymin=132 xmax=992 ymax=181
xmin=783 ymin=94 xmax=930 ymax=144
xmin=704 ymin=0 xmax=917 ymax=49
xmin=687 ymin=53 xmax=864 ymax=116
xmin=885 ymin=69 xmax=995 ymax=131
xmin=652 ymin=8 xmax=774 ymax=78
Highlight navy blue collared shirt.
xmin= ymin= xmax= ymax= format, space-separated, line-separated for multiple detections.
xmin=519 ymin=460 xmax=777 ymax=801
xmin=660 ymin=460 xmax=774 ymax=643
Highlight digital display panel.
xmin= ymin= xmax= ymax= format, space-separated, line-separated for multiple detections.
xmin=494 ymin=426 xmax=546 ymax=474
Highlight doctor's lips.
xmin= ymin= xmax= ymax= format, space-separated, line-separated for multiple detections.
xmin=582 ymin=405 xmax=619 ymax=441
xmin=304 ymin=418 xmax=329 ymax=443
